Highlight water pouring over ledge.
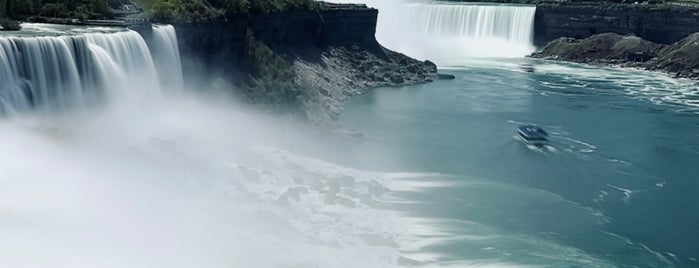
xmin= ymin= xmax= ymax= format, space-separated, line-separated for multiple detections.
xmin=0 ymin=23 xmax=183 ymax=114
xmin=0 ymin=23 xmax=443 ymax=268
xmin=327 ymin=0 xmax=537 ymax=65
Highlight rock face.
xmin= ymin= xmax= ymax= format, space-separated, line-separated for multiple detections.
xmin=294 ymin=46 xmax=437 ymax=122
xmin=534 ymin=3 xmax=699 ymax=46
xmin=531 ymin=32 xmax=699 ymax=79
xmin=654 ymin=33 xmax=699 ymax=77
xmin=442 ymin=1 xmax=699 ymax=47
xmin=531 ymin=33 xmax=663 ymax=64
xmin=171 ymin=4 xmax=438 ymax=123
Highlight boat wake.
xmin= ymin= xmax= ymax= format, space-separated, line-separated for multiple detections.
xmin=513 ymin=135 xmax=557 ymax=153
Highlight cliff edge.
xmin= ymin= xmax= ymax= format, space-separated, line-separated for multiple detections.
xmin=534 ymin=2 xmax=699 ymax=46
xmin=170 ymin=3 xmax=439 ymax=124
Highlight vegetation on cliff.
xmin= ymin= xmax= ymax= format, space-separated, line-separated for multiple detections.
xmin=242 ymin=31 xmax=305 ymax=112
xmin=1 ymin=0 xmax=111 ymax=19
xmin=0 ymin=0 xmax=319 ymax=22
xmin=142 ymin=0 xmax=221 ymax=22
xmin=140 ymin=0 xmax=319 ymax=22
xmin=445 ymin=0 xmax=673 ymax=4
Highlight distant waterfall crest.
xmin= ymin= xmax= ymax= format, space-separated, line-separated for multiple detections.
xmin=391 ymin=3 xmax=536 ymax=64
xmin=0 ymin=24 xmax=183 ymax=114
xmin=327 ymin=0 xmax=536 ymax=65
xmin=414 ymin=4 xmax=536 ymax=45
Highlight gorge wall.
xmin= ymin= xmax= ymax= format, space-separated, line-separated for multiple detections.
xmin=172 ymin=5 xmax=384 ymax=75
xmin=165 ymin=4 xmax=438 ymax=123
xmin=533 ymin=3 xmax=699 ymax=46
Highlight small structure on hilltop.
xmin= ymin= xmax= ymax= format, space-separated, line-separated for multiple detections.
xmin=108 ymin=0 xmax=143 ymax=17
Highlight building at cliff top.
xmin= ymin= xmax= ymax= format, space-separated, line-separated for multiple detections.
xmin=108 ymin=0 xmax=143 ymax=17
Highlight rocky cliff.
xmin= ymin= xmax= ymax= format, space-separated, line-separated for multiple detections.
xmin=534 ymin=3 xmax=699 ymax=46
xmin=169 ymin=4 xmax=439 ymax=124
xmin=442 ymin=1 xmax=699 ymax=47
xmin=531 ymin=32 xmax=699 ymax=79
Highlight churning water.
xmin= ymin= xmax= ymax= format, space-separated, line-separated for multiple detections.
xmin=0 ymin=24 xmax=424 ymax=268
xmin=3 ymin=1 xmax=699 ymax=267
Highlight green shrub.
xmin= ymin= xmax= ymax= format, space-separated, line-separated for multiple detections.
xmin=207 ymin=0 xmax=249 ymax=14
xmin=244 ymin=32 xmax=303 ymax=108
xmin=148 ymin=0 xmax=221 ymax=22
xmin=246 ymin=0 xmax=318 ymax=14
xmin=134 ymin=0 xmax=320 ymax=21
xmin=40 ymin=3 xmax=69 ymax=17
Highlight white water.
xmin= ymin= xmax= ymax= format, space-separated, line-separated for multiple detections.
xmin=152 ymin=24 xmax=184 ymax=91
xmin=0 ymin=24 xmax=161 ymax=113
xmin=0 ymin=103 xmax=429 ymax=267
xmin=0 ymin=24 xmax=451 ymax=268
xmin=327 ymin=0 xmax=536 ymax=64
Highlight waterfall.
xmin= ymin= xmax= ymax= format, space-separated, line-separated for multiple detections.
xmin=0 ymin=23 xmax=183 ymax=114
xmin=414 ymin=4 xmax=536 ymax=45
xmin=327 ymin=0 xmax=537 ymax=65
xmin=152 ymin=24 xmax=184 ymax=91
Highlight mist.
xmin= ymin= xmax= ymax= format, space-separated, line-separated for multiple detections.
xmin=0 ymin=24 xmax=422 ymax=268
xmin=0 ymin=73 xmax=425 ymax=268
xmin=0 ymin=19 xmax=540 ymax=268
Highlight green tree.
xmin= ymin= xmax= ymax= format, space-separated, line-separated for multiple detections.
xmin=40 ymin=2 xmax=68 ymax=17
xmin=5 ymin=0 xmax=13 ymax=17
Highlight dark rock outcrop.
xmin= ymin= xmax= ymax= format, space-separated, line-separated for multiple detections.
xmin=294 ymin=45 xmax=437 ymax=122
xmin=172 ymin=4 xmax=438 ymax=123
xmin=654 ymin=33 xmax=699 ymax=77
xmin=531 ymin=31 xmax=699 ymax=79
xmin=437 ymin=73 xmax=456 ymax=80
xmin=534 ymin=3 xmax=699 ymax=46
xmin=531 ymin=32 xmax=663 ymax=64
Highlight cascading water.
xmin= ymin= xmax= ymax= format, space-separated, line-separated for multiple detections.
xmin=152 ymin=24 xmax=184 ymax=91
xmin=0 ymin=24 xmax=170 ymax=114
xmin=0 ymin=23 xmax=430 ymax=268
xmin=0 ymin=35 xmax=86 ymax=113
xmin=328 ymin=0 xmax=537 ymax=65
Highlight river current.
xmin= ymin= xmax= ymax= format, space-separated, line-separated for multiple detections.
xmin=340 ymin=59 xmax=699 ymax=267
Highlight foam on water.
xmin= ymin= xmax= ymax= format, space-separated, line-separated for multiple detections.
xmin=3 ymin=94 xmax=562 ymax=267
xmin=0 ymin=93 xmax=434 ymax=267
xmin=4 ymin=14 xmax=696 ymax=268
xmin=533 ymin=61 xmax=699 ymax=114
xmin=0 ymin=23 xmax=498 ymax=268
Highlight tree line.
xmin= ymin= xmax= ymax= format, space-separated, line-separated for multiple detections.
xmin=0 ymin=0 xmax=320 ymax=22
xmin=145 ymin=0 xmax=319 ymax=22
xmin=1 ymin=0 xmax=113 ymax=19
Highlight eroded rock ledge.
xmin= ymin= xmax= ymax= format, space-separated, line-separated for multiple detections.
xmin=170 ymin=3 xmax=440 ymax=124
xmin=531 ymin=32 xmax=699 ymax=79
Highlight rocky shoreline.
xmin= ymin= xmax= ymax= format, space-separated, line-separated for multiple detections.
xmin=170 ymin=3 xmax=444 ymax=125
xmin=293 ymin=45 xmax=440 ymax=123
xmin=531 ymin=32 xmax=699 ymax=79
